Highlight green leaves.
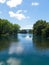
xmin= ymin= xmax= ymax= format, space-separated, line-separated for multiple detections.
xmin=33 ymin=20 xmax=49 ymax=38
xmin=0 ymin=19 xmax=20 ymax=35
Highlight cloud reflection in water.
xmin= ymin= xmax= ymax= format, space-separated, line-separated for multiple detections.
xmin=0 ymin=58 xmax=21 ymax=65
xmin=7 ymin=58 xmax=21 ymax=65
xmin=0 ymin=62 xmax=4 ymax=65
xmin=9 ymin=42 xmax=24 ymax=55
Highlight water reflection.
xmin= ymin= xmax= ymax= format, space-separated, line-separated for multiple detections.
xmin=7 ymin=57 xmax=21 ymax=65
xmin=0 ymin=34 xmax=49 ymax=65
xmin=0 ymin=57 xmax=21 ymax=65
xmin=0 ymin=35 xmax=19 ymax=51
xmin=9 ymin=43 xmax=24 ymax=55
xmin=33 ymin=35 xmax=49 ymax=49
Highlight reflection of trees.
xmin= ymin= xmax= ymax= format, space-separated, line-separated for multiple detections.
xmin=0 ymin=35 xmax=19 ymax=51
xmin=8 ymin=35 xmax=19 ymax=42
xmin=33 ymin=35 xmax=49 ymax=49
xmin=0 ymin=39 xmax=10 ymax=51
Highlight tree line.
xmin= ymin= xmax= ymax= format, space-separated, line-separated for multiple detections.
xmin=33 ymin=20 xmax=49 ymax=38
xmin=0 ymin=19 xmax=20 ymax=36
xmin=19 ymin=29 xmax=33 ymax=34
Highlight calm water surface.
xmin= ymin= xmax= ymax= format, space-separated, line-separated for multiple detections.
xmin=0 ymin=34 xmax=49 ymax=65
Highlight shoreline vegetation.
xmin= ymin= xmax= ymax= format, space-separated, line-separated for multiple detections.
xmin=0 ymin=18 xmax=20 ymax=37
xmin=0 ymin=18 xmax=49 ymax=39
xmin=19 ymin=29 xmax=33 ymax=34
xmin=33 ymin=20 xmax=49 ymax=39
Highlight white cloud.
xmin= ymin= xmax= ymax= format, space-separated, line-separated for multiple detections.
xmin=32 ymin=2 xmax=39 ymax=6
xmin=9 ymin=10 xmax=29 ymax=20
xmin=16 ymin=10 xmax=27 ymax=13
xmin=0 ymin=0 xmax=6 ymax=3
xmin=6 ymin=0 xmax=23 ymax=8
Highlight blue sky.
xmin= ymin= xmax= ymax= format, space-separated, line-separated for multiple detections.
xmin=0 ymin=0 xmax=49 ymax=29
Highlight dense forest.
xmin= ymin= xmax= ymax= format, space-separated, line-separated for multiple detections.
xmin=33 ymin=20 xmax=49 ymax=38
xmin=0 ymin=19 xmax=20 ymax=36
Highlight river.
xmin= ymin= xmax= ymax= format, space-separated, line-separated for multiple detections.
xmin=0 ymin=34 xmax=49 ymax=65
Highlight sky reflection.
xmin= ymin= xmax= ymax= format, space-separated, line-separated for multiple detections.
xmin=0 ymin=57 xmax=21 ymax=65
xmin=9 ymin=42 xmax=24 ymax=55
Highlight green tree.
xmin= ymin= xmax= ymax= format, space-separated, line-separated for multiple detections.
xmin=33 ymin=20 xmax=49 ymax=38
xmin=0 ymin=18 xmax=20 ymax=36
xmin=33 ymin=20 xmax=47 ymax=35
xmin=42 ymin=23 xmax=49 ymax=38
xmin=13 ymin=24 xmax=20 ymax=34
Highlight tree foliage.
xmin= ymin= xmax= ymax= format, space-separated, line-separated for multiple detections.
xmin=0 ymin=19 xmax=20 ymax=36
xmin=19 ymin=29 xmax=27 ymax=34
xmin=33 ymin=20 xmax=49 ymax=38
